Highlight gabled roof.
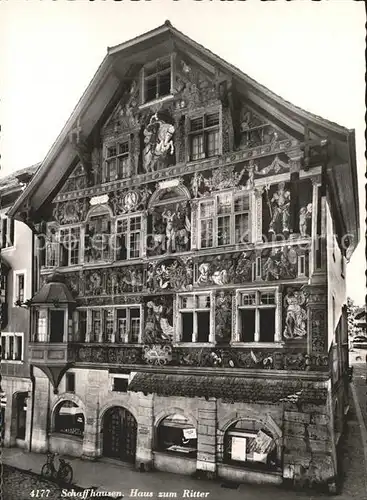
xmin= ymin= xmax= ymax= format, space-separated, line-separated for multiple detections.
xmin=8 ymin=21 xmax=359 ymax=255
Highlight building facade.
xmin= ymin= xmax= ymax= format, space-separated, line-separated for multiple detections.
xmin=8 ymin=22 xmax=359 ymax=491
xmin=0 ymin=165 xmax=38 ymax=449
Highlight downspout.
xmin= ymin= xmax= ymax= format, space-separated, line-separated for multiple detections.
xmin=28 ymin=232 xmax=37 ymax=452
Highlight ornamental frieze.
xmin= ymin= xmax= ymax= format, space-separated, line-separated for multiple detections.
xmin=195 ymin=251 xmax=254 ymax=287
xmin=70 ymin=344 xmax=328 ymax=371
xmin=53 ymin=198 xmax=89 ymax=224
xmin=83 ymin=265 xmax=144 ymax=296
xmin=109 ymin=186 xmax=152 ymax=215
xmin=147 ymin=258 xmax=193 ymax=292
xmin=54 ymin=138 xmax=299 ymax=203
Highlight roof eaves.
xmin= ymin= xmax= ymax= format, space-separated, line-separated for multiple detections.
xmin=168 ymin=24 xmax=351 ymax=136
xmin=8 ymin=54 xmax=113 ymax=219
xmin=107 ymin=21 xmax=171 ymax=56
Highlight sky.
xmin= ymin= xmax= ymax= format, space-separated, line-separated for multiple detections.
xmin=0 ymin=0 xmax=365 ymax=304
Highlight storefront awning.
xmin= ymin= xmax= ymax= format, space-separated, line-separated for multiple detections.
xmin=129 ymin=373 xmax=327 ymax=405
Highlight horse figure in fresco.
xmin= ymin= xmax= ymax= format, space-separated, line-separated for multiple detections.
xmin=143 ymin=113 xmax=175 ymax=172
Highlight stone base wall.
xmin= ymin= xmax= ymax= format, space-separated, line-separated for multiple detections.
xmin=28 ymin=367 xmax=339 ymax=489
xmin=2 ymin=376 xmax=32 ymax=449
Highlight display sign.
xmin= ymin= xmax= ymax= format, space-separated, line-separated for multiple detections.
xmin=183 ymin=428 xmax=197 ymax=440
xmin=231 ymin=436 xmax=247 ymax=461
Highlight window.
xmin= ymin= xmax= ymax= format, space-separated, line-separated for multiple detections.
xmin=144 ymin=58 xmax=171 ymax=102
xmin=112 ymin=375 xmax=129 ymax=392
xmin=36 ymin=310 xmax=47 ymax=342
xmin=65 ymin=373 xmax=75 ymax=393
xmin=1 ymin=333 xmax=23 ymax=361
xmin=199 ymin=192 xmax=250 ymax=249
xmin=157 ymin=414 xmax=197 ymax=457
xmin=85 ymin=214 xmax=111 ymax=262
xmin=237 ymin=290 xmax=278 ymax=343
xmin=189 ymin=112 xmax=220 ymax=161
xmin=224 ymin=421 xmax=277 ymax=470
xmin=50 ymin=310 xmax=65 ymax=343
xmin=105 ymin=141 xmax=130 ymax=181
xmin=116 ymin=307 xmax=141 ymax=344
xmin=15 ymin=273 xmax=25 ymax=303
xmin=77 ymin=310 xmax=87 ymax=342
xmin=60 ymin=227 xmax=81 ymax=266
xmin=91 ymin=309 xmax=102 ymax=342
xmin=179 ymin=293 xmax=212 ymax=343
xmin=1 ymin=217 xmax=14 ymax=249
xmin=116 ymin=215 xmax=142 ymax=260
xmin=54 ymin=401 xmax=84 ymax=437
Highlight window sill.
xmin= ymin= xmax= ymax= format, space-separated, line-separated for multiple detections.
xmin=230 ymin=342 xmax=284 ymax=348
xmin=153 ymin=450 xmax=197 ymax=460
xmin=175 ymin=343 xmax=216 ymax=348
xmin=221 ymin=461 xmax=281 ymax=475
xmin=49 ymin=432 xmax=83 ymax=441
xmin=139 ymin=94 xmax=174 ymax=110
xmin=1 ymin=247 xmax=15 ymax=253
xmin=187 ymin=156 xmax=220 ymax=167
xmin=1 ymin=359 xmax=24 ymax=364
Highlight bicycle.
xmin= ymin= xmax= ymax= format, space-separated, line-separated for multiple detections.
xmin=41 ymin=452 xmax=73 ymax=485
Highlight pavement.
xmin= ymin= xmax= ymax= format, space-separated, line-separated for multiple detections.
xmin=3 ymin=363 xmax=367 ymax=500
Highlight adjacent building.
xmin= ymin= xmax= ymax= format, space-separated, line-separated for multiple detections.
xmin=7 ymin=22 xmax=359 ymax=491
xmin=0 ymin=164 xmax=39 ymax=448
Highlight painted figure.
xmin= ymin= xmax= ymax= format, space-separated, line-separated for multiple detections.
xmin=283 ymin=288 xmax=307 ymax=339
xmin=299 ymin=203 xmax=312 ymax=237
xmin=268 ymin=182 xmax=291 ymax=233
xmin=143 ymin=113 xmax=175 ymax=172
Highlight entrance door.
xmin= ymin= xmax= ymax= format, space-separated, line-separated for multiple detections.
xmin=103 ymin=407 xmax=137 ymax=463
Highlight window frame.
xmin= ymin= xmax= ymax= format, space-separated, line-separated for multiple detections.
xmin=115 ymin=213 xmax=143 ymax=261
xmin=13 ymin=270 xmax=26 ymax=305
xmin=0 ymin=332 xmax=24 ymax=362
xmin=142 ymin=56 xmax=173 ymax=104
xmin=188 ymin=110 xmax=221 ymax=162
xmin=156 ymin=414 xmax=198 ymax=457
xmin=177 ymin=292 xmax=214 ymax=345
xmin=1 ymin=216 xmax=15 ymax=249
xmin=104 ymin=138 xmax=130 ymax=182
xmin=59 ymin=225 xmax=82 ymax=267
xmin=198 ymin=190 xmax=251 ymax=250
xmin=86 ymin=305 xmax=142 ymax=344
xmin=235 ymin=287 xmax=282 ymax=345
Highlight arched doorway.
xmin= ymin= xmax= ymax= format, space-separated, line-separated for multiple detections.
xmin=102 ymin=407 xmax=137 ymax=463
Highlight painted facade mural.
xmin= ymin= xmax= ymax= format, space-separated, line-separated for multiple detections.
xmin=35 ymin=50 xmax=325 ymax=372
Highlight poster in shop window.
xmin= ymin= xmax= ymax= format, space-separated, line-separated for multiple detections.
xmin=231 ymin=436 xmax=247 ymax=461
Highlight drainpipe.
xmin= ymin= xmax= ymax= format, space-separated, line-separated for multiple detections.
xmin=28 ymin=231 xmax=37 ymax=452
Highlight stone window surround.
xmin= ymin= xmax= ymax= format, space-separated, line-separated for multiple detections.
xmin=233 ymin=286 xmax=283 ymax=346
xmin=1 ymin=331 xmax=24 ymax=363
xmin=13 ymin=269 xmax=27 ymax=304
xmin=176 ymin=291 xmax=215 ymax=345
xmin=196 ymin=189 xmax=252 ymax=250
xmin=81 ymin=304 xmax=143 ymax=344
xmin=103 ymin=135 xmax=131 ymax=183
